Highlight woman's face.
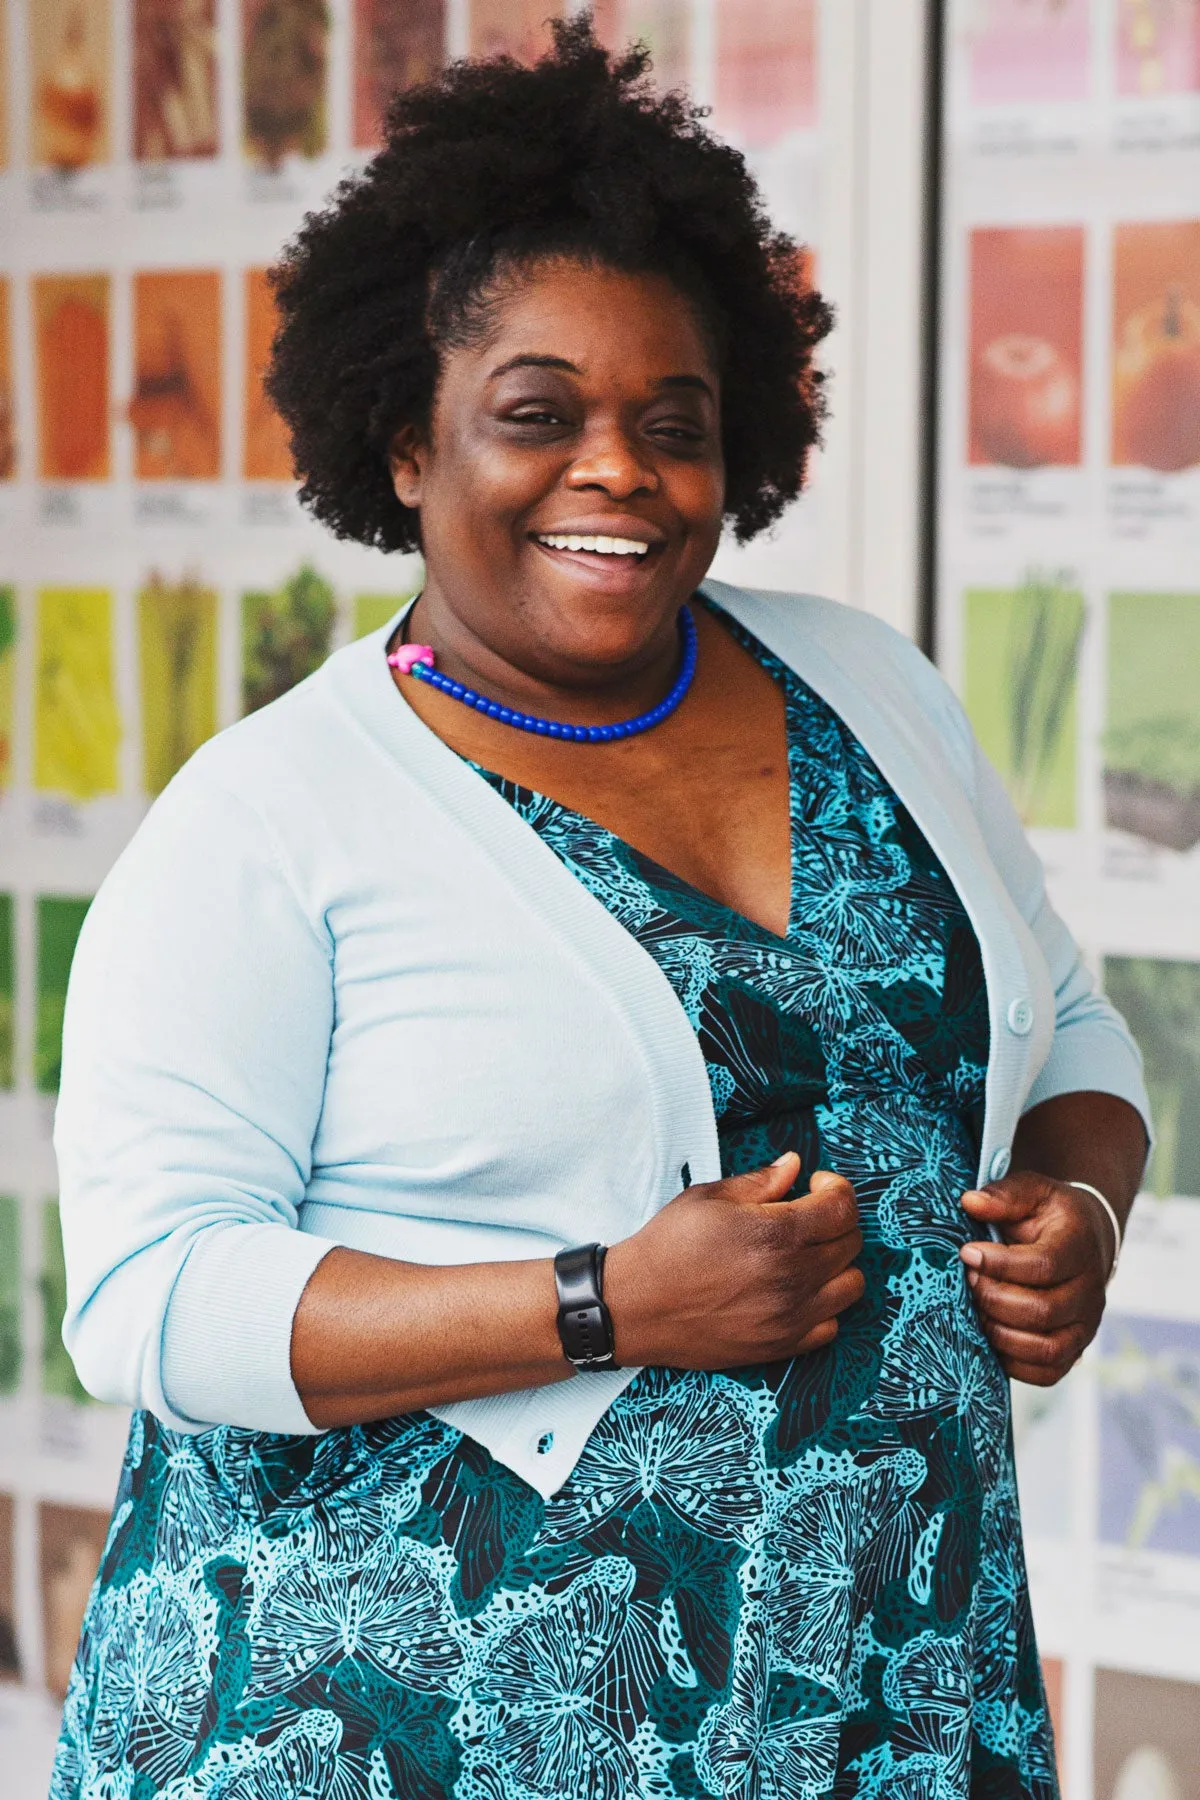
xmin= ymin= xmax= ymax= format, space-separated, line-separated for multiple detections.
xmin=390 ymin=257 xmax=725 ymax=687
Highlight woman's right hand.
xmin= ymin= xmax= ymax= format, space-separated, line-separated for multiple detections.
xmin=604 ymin=1152 xmax=865 ymax=1369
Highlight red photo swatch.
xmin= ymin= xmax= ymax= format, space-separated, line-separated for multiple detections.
xmin=968 ymin=227 xmax=1084 ymax=469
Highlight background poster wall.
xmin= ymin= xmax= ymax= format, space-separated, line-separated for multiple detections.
xmin=0 ymin=1 xmax=836 ymax=1789
xmin=937 ymin=2 xmax=1200 ymax=1795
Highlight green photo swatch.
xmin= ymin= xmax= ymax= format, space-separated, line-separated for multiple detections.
xmin=0 ymin=1197 xmax=21 ymax=1395
xmin=41 ymin=1200 xmax=88 ymax=1403
xmin=139 ymin=574 xmax=218 ymax=795
xmin=1105 ymin=592 xmax=1200 ymax=853
xmin=0 ymin=586 xmax=15 ymax=793
xmin=1104 ymin=956 xmax=1200 ymax=1199
xmin=242 ymin=565 xmax=336 ymax=714
xmin=964 ymin=573 xmax=1084 ymax=829
xmin=353 ymin=590 xmax=418 ymax=640
xmin=36 ymin=896 xmax=91 ymax=1094
xmin=0 ymin=894 xmax=12 ymax=1090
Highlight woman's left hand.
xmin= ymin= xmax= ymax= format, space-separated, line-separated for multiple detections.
xmin=958 ymin=1173 xmax=1116 ymax=1386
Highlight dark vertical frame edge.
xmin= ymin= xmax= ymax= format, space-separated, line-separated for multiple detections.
xmin=916 ymin=0 xmax=948 ymax=660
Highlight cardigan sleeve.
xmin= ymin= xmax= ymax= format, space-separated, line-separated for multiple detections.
xmin=967 ymin=738 xmax=1152 ymax=1135
xmin=55 ymin=766 xmax=338 ymax=1434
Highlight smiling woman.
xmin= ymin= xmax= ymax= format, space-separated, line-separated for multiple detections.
xmin=51 ymin=18 xmax=1151 ymax=1800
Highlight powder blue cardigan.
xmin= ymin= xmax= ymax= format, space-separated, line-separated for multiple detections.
xmin=55 ymin=581 xmax=1150 ymax=1499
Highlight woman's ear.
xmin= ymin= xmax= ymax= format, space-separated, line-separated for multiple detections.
xmin=389 ymin=424 xmax=426 ymax=508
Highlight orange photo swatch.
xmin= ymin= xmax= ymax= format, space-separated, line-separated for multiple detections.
xmin=244 ymin=268 xmax=293 ymax=481
xmin=0 ymin=281 xmax=14 ymax=480
xmin=35 ymin=274 xmax=110 ymax=481
xmin=469 ymin=0 xmax=560 ymax=63
xmin=968 ymin=227 xmax=1084 ymax=469
xmin=353 ymin=0 xmax=444 ymax=149
xmin=714 ymin=0 xmax=816 ymax=147
xmin=30 ymin=0 xmax=111 ymax=169
xmin=1112 ymin=220 xmax=1200 ymax=473
xmin=131 ymin=271 xmax=222 ymax=481
xmin=134 ymin=0 xmax=219 ymax=161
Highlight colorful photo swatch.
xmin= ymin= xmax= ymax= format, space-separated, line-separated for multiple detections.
xmin=593 ymin=0 xmax=690 ymax=93
xmin=30 ymin=0 xmax=111 ymax=169
xmin=242 ymin=0 xmax=329 ymax=167
xmin=1098 ymin=1314 xmax=1200 ymax=1556
xmin=0 ymin=279 xmax=14 ymax=478
xmin=968 ymin=228 xmax=1084 ymax=469
xmin=40 ymin=1201 xmax=90 ymax=1407
xmin=469 ymin=0 xmax=561 ymax=62
xmin=963 ymin=575 xmax=1084 ymax=829
xmin=353 ymin=0 xmax=444 ymax=149
xmin=140 ymin=575 xmax=218 ymax=794
xmin=1094 ymin=1668 xmax=1200 ymax=1800
xmin=0 ymin=1494 xmax=17 ymax=1681
xmin=0 ymin=586 xmax=14 ymax=792
xmin=131 ymin=270 xmax=222 ymax=481
xmin=0 ymin=892 xmax=12 ymax=1089
xmin=35 ymin=589 xmax=121 ymax=802
xmin=0 ymin=1198 xmax=19 ymax=1395
xmin=134 ymin=0 xmax=219 ymax=161
xmin=244 ymin=268 xmax=293 ymax=481
xmin=1105 ymin=592 xmax=1200 ymax=852
xmin=1104 ymin=957 xmax=1200 ymax=1198
xmin=34 ymin=274 xmax=110 ymax=482
xmin=354 ymin=590 xmax=419 ymax=638
xmin=1117 ymin=0 xmax=1200 ymax=98
xmin=714 ymin=0 xmax=816 ymax=147
xmin=1112 ymin=220 xmax=1200 ymax=474
xmin=966 ymin=0 xmax=1090 ymax=105
xmin=243 ymin=565 xmax=335 ymax=713
xmin=39 ymin=1502 xmax=108 ymax=1697
xmin=36 ymin=899 xmax=91 ymax=1095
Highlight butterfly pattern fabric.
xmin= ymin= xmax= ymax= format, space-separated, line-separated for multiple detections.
xmin=52 ymin=615 xmax=1057 ymax=1799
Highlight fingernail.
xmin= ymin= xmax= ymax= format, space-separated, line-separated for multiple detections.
xmin=966 ymin=1269 xmax=978 ymax=1288
xmin=771 ymin=1154 xmax=794 ymax=1167
xmin=960 ymin=1190 xmax=982 ymax=1207
xmin=960 ymin=1245 xmax=983 ymax=1269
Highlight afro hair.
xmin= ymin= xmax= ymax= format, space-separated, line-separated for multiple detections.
xmin=267 ymin=13 xmax=833 ymax=551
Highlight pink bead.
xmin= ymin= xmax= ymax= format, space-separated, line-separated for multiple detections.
xmin=388 ymin=644 xmax=436 ymax=675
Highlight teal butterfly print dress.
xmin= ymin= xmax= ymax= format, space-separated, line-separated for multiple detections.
xmin=52 ymin=611 xmax=1058 ymax=1800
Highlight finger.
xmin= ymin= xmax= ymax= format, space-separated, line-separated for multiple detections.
xmin=794 ymin=1318 xmax=839 ymax=1354
xmin=1004 ymin=1359 xmax=1063 ymax=1388
xmin=981 ymin=1319 xmax=1085 ymax=1373
xmin=960 ymin=1171 xmax=1049 ymax=1224
xmin=967 ymin=1270 xmax=1093 ymax=1332
xmin=959 ymin=1233 xmax=1089 ymax=1288
xmin=717 ymin=1153 xmax=801 ymax=1206
xmin=784 ymin=1172 xmax=859 ymax=1241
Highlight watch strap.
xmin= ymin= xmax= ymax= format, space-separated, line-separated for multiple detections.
xmin=554 ymin=1242 xmax=617 ymax=1370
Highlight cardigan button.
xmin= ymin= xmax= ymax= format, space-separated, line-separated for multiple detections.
xmin=1006 ymin=998 xmax=1033 ymax=1036
xmin=988 ymin=1147 xmax=1011 ymax=1182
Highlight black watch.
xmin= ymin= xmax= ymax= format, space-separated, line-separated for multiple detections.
xmin=554 ymin=1242 xmax=618 ymax=1370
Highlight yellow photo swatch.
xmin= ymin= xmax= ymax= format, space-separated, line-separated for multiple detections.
xmin=139 ymin=574 xmax=218 ymax=794
xmin=35 ymin=588 xmax=121 ymax=800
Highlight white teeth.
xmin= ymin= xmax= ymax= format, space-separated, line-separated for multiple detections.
xmin=537 ymin=533 xmax=650 ymax=556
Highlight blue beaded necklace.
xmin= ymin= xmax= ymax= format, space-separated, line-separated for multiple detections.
xmin=388 ymin=605 xmax=698 ymax=743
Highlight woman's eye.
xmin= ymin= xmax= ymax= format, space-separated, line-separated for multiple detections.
xmin=509 ymin=408 xmax=566 ymax=427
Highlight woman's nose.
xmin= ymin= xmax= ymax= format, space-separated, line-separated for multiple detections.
xmin=564 ymin=429 xmax=660 ymax=498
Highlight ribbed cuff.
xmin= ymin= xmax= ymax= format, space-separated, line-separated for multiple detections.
xmin=1022 ymin=1031 xmax=1153 ymax=1149
xmin=159 ymin=1224 xmax=336 ymax=1434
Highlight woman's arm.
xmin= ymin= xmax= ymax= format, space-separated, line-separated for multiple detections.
xmin=959 ymin=1089 xmax=1148 ymax=1386
xmin=291 ymin=1157 xmax=865 ymax=1427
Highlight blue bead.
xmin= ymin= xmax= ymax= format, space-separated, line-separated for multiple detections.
xmin=475 ymin=697 xmax=490 ymax=711
xmin=535 ymin=720 xmax=549 ymax=734
xmin=520 ymin=717 xmax=537 ymax=732
xmin=485 ymin=702 xmax=501 ymax=718
xmin=461 ymin=689 xmax=478 ymax=705
xmin=597 ymin=725 xmax=615 ymax=741
xmin=448 ymin=682 xmax=465 ymax=700
xmin=497 ymin=708 xmax=512 ymax=723
xmin=574 ymin=726 xmax=590 ymax=742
